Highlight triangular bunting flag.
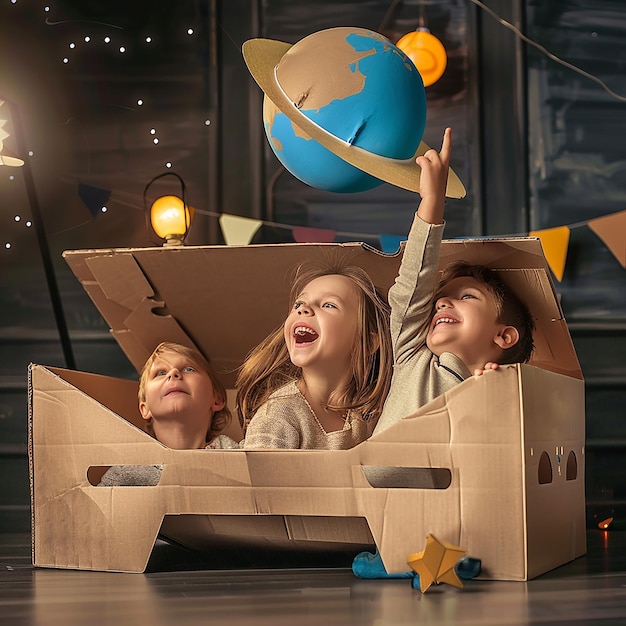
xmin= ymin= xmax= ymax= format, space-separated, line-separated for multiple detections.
xmin=588 ymin=209 xmax=626 ymax=268
xmin=379 ymin=234 xmax=407 ymax=254
xmin=219 ymin=213 xmax=262 ymax=245
xmin=292 ymin=226 xmax=336 ymax=243
xmin=529 ymin=225 xmax=570 ymax=282
xmin=78 ymin=183 xmax=111 ymax=218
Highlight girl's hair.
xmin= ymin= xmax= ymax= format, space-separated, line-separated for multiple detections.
xmin=236 ymin=262 xmax=392 ymax=429
xmin=139 ymin=341 xmax=232 ymax=442
xmin=437 ymin=261 xmax=535 ymax=364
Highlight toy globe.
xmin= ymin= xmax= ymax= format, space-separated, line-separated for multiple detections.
xmin=262 ymin=27 xmax=427 ymax=193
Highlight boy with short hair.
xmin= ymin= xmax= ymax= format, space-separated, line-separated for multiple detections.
xmin=374 ymin=128 xmax=535 ymax=434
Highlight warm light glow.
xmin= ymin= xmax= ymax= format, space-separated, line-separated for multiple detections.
xmin=0 ymin=101 xmax=25 ymax=166
xmin=396 ymin=28 xmax=447 ymax=87
xmin=150 ymin=195 xmax=194 ymax=245
xmin=0 ymin=147 xmax=24 ymax=167
xmin=598 ymin=516 xmax=614 ymax=530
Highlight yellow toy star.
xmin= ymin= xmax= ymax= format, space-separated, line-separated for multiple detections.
xmin=407 ymin=534 xmax=467 ymax=593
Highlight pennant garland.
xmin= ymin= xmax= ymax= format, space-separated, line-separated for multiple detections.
xmin=218 ymin=213 xmax=262 ymax=245
xmin=588 ymin=209 xmax=626 ymax=268
xmin=380 ymin=234 xmax=408 ymax=254
xmin=78 ymin=183 xmax=111 ymax=218
xmin=292 ymin=226 xmax=336 ymax=243
xmin=210 ymin=209 xmax=626 ymax=283
xmin=66 ymin=182 xmax=626 ymax=282
xmin=528 ymin=225 xmax=570 ymax=282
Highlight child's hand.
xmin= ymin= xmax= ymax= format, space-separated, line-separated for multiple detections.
xmin=416 ymin=127 xmax=451 ymax=225
xmin=473 ymin=362 xmax=500 ymax=377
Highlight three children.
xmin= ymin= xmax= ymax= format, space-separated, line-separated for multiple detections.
xmin=100 ymin=128 xmax=534 ymax=459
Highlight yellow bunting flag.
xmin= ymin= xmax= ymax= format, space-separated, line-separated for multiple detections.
xmin=219 ymin=213 xmax=262 ymax=246
xmin=588 ymin=209 xmax=626 ymax=268
xmin=529 ymin=226 xmax=570 ymax=282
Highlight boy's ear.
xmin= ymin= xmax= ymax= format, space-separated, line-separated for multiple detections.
xmin=212 ymin=394 xmax=226 ymax=412
xmin=139 ymin=402 xmax=152 ymax=421
xmin=494 ymin=325 xmax=520 ymax=350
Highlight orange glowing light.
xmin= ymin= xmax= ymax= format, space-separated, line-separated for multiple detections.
xmin=396 ymin=28 xmax=447 ymax=87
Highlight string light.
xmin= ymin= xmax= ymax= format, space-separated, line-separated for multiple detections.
xmin=395 ymin=2 xmax=447 ymax=87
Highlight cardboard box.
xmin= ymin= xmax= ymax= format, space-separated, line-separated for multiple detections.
xmin=28 ymin=238 xmax=586 ymax=577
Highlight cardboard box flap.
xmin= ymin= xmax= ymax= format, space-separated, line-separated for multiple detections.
xmin=63 ymin=237 xmax=581 ymax=386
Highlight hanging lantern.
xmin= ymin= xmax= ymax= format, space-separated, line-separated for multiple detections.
xmin=150 ymin=195 xmax=194 ymax=246
xmin=396 ymin=28 xmax=447 ymax=87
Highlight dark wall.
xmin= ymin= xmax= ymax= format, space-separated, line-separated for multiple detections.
xmin=0 ymin=0 xmax=625 ymax=533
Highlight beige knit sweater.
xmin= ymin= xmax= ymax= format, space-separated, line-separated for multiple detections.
xmin=243 ymin=380 xmax=377 ymax=449
xmin=373 ymin=215 xmax=470 ymax=435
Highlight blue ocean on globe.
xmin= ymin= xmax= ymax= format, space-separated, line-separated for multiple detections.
xmin=264 ymin=29 xmax=427 ymax=193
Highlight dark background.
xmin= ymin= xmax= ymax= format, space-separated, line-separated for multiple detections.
xmin=0 ymin=0 xmax=625 ymax=533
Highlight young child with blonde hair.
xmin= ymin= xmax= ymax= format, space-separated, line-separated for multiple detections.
xmin=99 ymin=341 xmax=237 ymax=486
xmin=237 ymin=263 xmax=392 ymax=449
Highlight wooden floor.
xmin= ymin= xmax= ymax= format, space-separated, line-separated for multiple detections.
xmin=2 ymin=530 xmax=626 ymax=625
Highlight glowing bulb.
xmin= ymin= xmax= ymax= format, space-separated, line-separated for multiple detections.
xmin=396 ymin=28 xmax=447 ymax=87
xmin=150 ymin=195 xmax=194 ymax=246
xmin=104 ymin=36 xmax=111 ymax=43
xmin=5 ymin=243 xmax=11 ymax=249
xmin=598 ymin=517 xmax=613 ymax=530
